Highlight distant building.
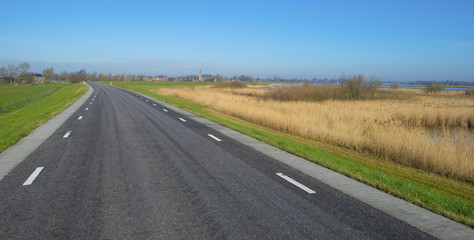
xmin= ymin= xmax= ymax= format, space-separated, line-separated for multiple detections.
xmin=153 ymin=75 xmax=168 ymax=81
xmin=33 ymin=73 xmax=45 ymax=83
xmin=166 ymin=77 xmax=180 ymax=82
xmin=199 ymin=69 xmax=202 ymax=82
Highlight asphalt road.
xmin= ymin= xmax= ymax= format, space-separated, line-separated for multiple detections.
xmin=0 ymin=82 xmax=437 ymax=239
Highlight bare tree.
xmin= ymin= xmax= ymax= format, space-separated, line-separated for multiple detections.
xmin=99 ymin=73 xmax=110 ymax=82
xmin=24 ymin=73 xmax=35 ymax=84
xmin=59 ymin=71 xmax=68 ymax=81
xmin=0 ymin=67 xmax=8 ymax=83
xmin=123 ymin=74 xmax=132 ymax=81
xmin=425 ymin=82 xmax=442 ymax=94
xmin=112 ymin=73 xmax=121 ymax=81
xmin=42 ymin=67 xmax=55 ymax=83
xmin=7 ymin=64 xmax=20 ymax=83
xmin=89 ymin=71 xmax=98 ymax=81
xmin=68 ymin=72 xmax=81 ymax=83
xmin=248 ymin=76 xmax=256 ymax=85
xmin=19 ymin=62 xmax=31 ymax=83
xmin=215 ymin=74 xmax=223 ymax=82
xmin=77 ymin=69 xmax=87 ymax=82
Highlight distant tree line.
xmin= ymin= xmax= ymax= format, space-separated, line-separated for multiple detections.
xmin=0 ymin=62 xmax=33 ymax=83
xmin=4 ymin=62 xmax=471 ymax=87
xmin=1 ymin=63 xmax=286 ymax=85
xmin=0 ymin=62 xmax=67 ymax=83
xmin=0 ymin=63 xmax=149 ymax=84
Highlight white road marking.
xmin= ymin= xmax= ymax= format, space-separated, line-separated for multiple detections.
xmin=276 ymin=173 xmax=316 ymax=194
xmin=179 ymin=118 xmax=187 ymax=122
xmin=163 ymin=109 xmax=168 ymax=112
xmin=208 ymin=134 xmax=222 ymax=142
xmin=23 ymin=167 xmax=44 ymax=186
xmin=153 ymin=103 xmax=156 ymax=106
xmin=78 ymin=116 xmax=83 ymax=120
xmin=90 ymin=102 xmax=92 ymax=104
xmin=63 ymin=131 xmax=72 ymax=138
xmin=85 ymin=108 xmax=89 ymax=111
xmin=146 ymin=100 xmax=149 ymax=102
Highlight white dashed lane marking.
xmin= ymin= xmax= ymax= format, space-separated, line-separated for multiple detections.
xmin=23 ymin=167 xmax=44 ymax=186
xmin=63 ymin=131 xmax=72 ymax=138
xmin=276 ymin=173 xmax=316 ymax=194
xmin=208 ymin=134 xmax=222 ymax=142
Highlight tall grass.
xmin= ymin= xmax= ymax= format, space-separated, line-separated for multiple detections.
xmin=158 ymin=86 xmax=474 ymax=182
xmin=466 ymin=89 xmax=474 ymax=96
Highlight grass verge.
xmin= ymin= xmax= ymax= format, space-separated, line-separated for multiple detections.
xmin=111 ymin=81 xmax=473 ymax=228
xmin=0 ymin=83 xmax=88 ymax=152
xmin=0 ymin=83 xmax=67 ymax=105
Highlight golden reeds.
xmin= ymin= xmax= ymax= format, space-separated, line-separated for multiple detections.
xmin=157 ymin=86 xmax=474 ymax=182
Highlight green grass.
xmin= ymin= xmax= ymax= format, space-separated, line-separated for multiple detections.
xmin=0 ymin=83 xmax=66 ymax=105
xmin=110 ymin=81 xmax=474 ymax=227
xmin=0 ymin=83 xmax=88 ymax=152
xmin=0 ymin=83 xmax=71 ymax=113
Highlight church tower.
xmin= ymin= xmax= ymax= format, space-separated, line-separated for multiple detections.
xmin=199 ymin=69 xmax=202 ymax=82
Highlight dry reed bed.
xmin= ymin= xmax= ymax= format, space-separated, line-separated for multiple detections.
xmin=393 ymin=96 xmax=474 ymax=128
xmin=157 ymin=86 xmax=474 ymax=182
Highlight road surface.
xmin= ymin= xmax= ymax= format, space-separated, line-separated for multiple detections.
xmin=0 ymin=82 xmax=437 ymax=239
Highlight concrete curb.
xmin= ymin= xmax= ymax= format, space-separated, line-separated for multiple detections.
xmin=0 ymin=83 xmax=93 ymax=182
xmin=133 ymin=89 xmax=473 ymax=240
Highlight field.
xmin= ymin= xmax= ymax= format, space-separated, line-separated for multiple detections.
xmin=0 ymin=83 xmax=68 ymax=112
xmin=0 ymin=83 xmax=67 ymax=104
xmin=109 ymin=81 xmax=473 ymax=227
xmin=0 ymin=83 xmax=88 ymax=152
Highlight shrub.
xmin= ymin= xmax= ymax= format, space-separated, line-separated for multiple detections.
xmin=465 ymin=88 xmax=474 ymax=97
xmin=264 ymin=74 xmax=384 ymax=102
xmin=340 ymin=74 xmax=381 ymax=100
xmin=213 ymin=81 xmax=247 ymax=89
xmin=425 ymin=82 xmax=442 ymax=94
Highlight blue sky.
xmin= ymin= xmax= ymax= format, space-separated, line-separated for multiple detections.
xmin=1 ymin=0 xmax=473 ymax=81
